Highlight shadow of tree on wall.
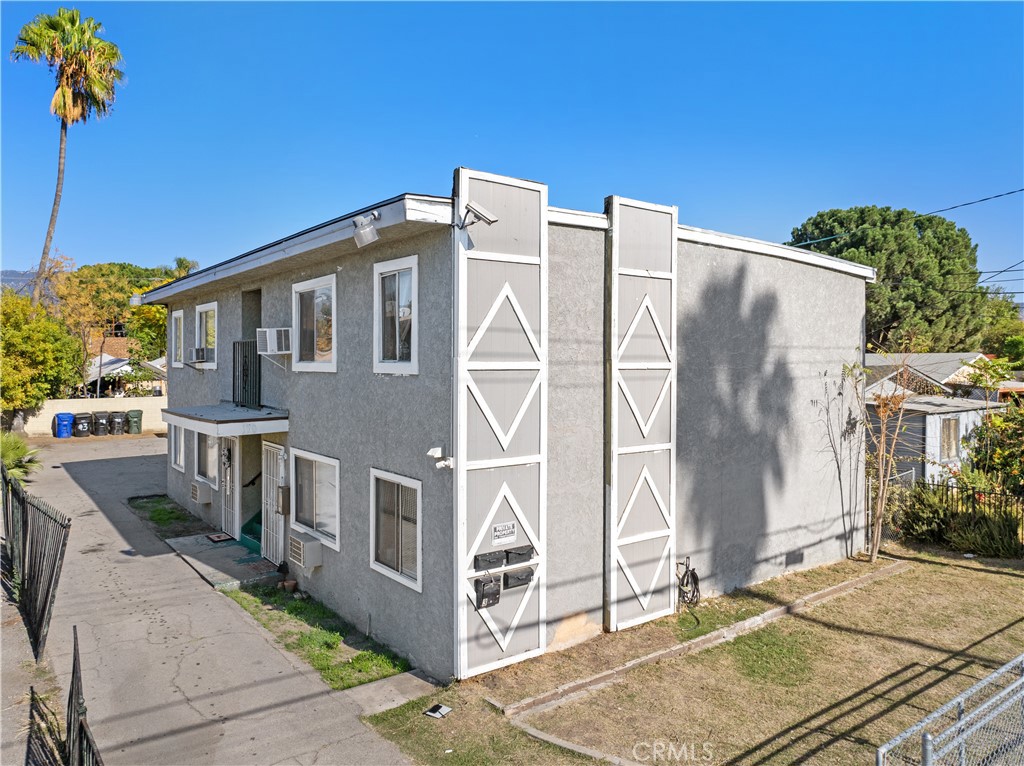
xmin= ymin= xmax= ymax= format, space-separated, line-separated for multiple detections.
xmin=677 ymin=264 xmax=794 ymax=594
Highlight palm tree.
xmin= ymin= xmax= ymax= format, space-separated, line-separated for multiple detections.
xmin=11 ymin=7 xmax=124 ymax=306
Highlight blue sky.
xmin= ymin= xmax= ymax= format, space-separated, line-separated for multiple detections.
xmin=2 ymin=2 xmax=1022 ymax=286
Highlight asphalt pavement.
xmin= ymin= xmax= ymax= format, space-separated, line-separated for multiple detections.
xmin=13 ymin=434 xmax=409 ymax=766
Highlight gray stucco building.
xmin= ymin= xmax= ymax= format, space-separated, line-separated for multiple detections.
xmin=144 ymin=168 xmax=874 ymax=681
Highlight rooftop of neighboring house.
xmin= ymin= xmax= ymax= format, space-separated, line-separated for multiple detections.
xmin=872 ymin=394 xmax=1007 ymax=415
xmin=864 ymin=352 xmax=986 ymax=384
xmin=142 ymin=170 xmax=876 ymax=305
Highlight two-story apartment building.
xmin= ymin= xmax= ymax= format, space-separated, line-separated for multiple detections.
xmin=144 ymin=168 xmax=875 ymax=681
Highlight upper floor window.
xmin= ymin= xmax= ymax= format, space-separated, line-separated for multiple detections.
xmin=292 ymin=275 xmax=336 ymax=372
xmin=195 ymin=302 xmax=217 ymax=369
xmin=373 ymin=255 xmax=418 ymax=375
xmin=170 ymin=310 xmax=184 ymax=368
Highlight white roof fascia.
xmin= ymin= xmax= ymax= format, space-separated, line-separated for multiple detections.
xmin=546 ymin=206 xmax=874 ymax=281
xmin=405 ymin=194 xmax=453 ymax=225
xmin=676 ymin=224 xmax=877 ymax=282
xmin=162 ymin=410 xmax=290 ymax=437
xmin=143 ymin=195 xmax=450 ymax=304
xmin=549 ymin=207 xmax=609 ymax=230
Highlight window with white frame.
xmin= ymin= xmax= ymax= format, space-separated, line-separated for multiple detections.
xmin=170 ymin=310 xmax=184 ymax=368
xmin=940 ymin=417 xmax=960 ymax=462
xmin=170 ymin=424 xmax=185 ymax=472
xmin=195 ymin=302 xmax=217 ymax=368
xmin=195 ymin=432 xmax=218 ymax=487
xmin=292 ymin=274 xmax=336 ymax=372
xmin=370 ymin=469 xmax=421 ymax=591
xmin=290 ymin=448 xmax=340 ymax=549
xmin=373 ymin=255 xmax=418 ymax=375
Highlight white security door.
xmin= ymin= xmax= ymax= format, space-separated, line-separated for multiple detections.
xmin=261 ymin=442 xmax=286 ymax=564
xmin=605 ymin=196 xmax=678 ymax=631
xmin=220 ymin=436 xmax=240 ymax=538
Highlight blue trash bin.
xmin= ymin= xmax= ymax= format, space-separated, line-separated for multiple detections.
xmin=55 ymin=412 xmax=75 ymax=439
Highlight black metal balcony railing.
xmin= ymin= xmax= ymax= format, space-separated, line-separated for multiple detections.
xmin=233 ymin=340 xmax=261 ymax=409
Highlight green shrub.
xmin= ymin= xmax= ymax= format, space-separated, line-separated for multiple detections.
xmin=0 ymin=431 xmax=40 ymax=481
xmin=897 ymin=483 xmax=950 ymax=543
xmin=945 ymin=509 xmax=1024 ymax=559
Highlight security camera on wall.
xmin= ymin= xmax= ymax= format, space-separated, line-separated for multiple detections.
xmin=464 ymin=200 xmax=499 ymax=227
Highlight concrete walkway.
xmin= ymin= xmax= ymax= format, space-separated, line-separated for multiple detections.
xmin=22 ymin=435 xmax=410 ymax=766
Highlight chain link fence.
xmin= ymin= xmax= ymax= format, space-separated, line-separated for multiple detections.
xmin=877 ymin=653 xmax=1024 ymax=765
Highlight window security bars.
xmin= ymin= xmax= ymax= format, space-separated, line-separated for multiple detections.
xmin=877 ymin=653 xmax=1024 ymax=765
xmin=233 ymin=340 xmax=261 ymax=409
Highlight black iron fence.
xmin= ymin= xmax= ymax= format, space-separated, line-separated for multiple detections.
xmin=67 ymin=625 xmax=104 ymax=766
xmin=1 ymin=464 xmax=71 ymax=658
xmin=233 ymin=339 xmax=261 ymax=409
xmin=879 ymin=477 xmax=1024 ymax=558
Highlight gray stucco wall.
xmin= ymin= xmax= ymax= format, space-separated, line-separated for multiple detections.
xmin=545 ymin=225 xmax=606 ymax=648
xmin=162 ymin=226 xmax=456 ymax=680
xmin=676 ymin=242 xmax=867 ymax=596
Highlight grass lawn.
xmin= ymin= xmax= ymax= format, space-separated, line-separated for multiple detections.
xmin=528 ymin=546 xmax=1024 ymax=764
xmin=368 ymin=550 xmax=1023 ymax=765
xmin=225 ymin=585 xmax=410 ymax=690
xmin=127 ymin=495 xmax=215 ymax=539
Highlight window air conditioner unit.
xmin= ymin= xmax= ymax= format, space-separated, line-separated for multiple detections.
xmin=188 ymin=347 xmax=209 ymax=363
xmin=256 ymin=328 xmax=292 ymax=355
xmin=191 ymin=481 xmax=212 ymax=505
xmin=288 ymin=532 xmax=322 ymax=569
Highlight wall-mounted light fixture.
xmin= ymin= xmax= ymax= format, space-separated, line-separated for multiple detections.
xmin=353 ymin=211 xmax=381 ymax=248
xmin=458 ymin=200 xmax=499 ymax=230
xmin=427 ymin=446 xmax=453 ymax=470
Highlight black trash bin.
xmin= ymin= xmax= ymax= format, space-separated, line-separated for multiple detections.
xmin=92 ymin=411 xmax=110 ymax=436
xmin=73 ymin=413 xmax=92 ymax=437
xmin=109 ymin=411 xmax=127 ymax=435
xmin=126 ymin=409 xmax=143 ymax=435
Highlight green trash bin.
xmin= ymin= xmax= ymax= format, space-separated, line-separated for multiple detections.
xmin=126 ymin=409 xmax=143 ymax=434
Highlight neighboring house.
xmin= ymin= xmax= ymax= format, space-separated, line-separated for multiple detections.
xmin=864 ymin=365 xmax=951 ymax=399
xmin=142 ymin=168 xmax=875 ymax=681
xmin=86 ymin=333 xmax=138 ymax=360
xmin=85 ymin=353 xmax=167 ymax=396
xmin=867 ymin=395 xmax=1005 ymax=483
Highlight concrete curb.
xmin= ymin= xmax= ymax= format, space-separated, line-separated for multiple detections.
xmin=500 ymin=560 xmax=911 ymax=719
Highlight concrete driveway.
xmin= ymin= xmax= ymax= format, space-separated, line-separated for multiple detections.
xmin=24 ymin=434 xmax=409 ymax=766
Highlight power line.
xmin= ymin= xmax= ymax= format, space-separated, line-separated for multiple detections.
xmin=789 ymin=188 xmax=1024 ymax=249
xmin=979 ymin=259 xmax=1024 ymax=285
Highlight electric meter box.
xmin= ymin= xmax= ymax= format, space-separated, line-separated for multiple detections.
xmin=474 ymin=577 xmax=500 ymax=609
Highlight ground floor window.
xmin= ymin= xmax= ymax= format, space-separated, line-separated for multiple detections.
xmin=370 ymin=469 xmax=421 ymax=591
xmin=196 ymin=432 xmax=218 ymax=487
xmin=290 ymin=448 xmax=340 ymax=550
xmin=170 ymin=425 xmax=185 ymax=472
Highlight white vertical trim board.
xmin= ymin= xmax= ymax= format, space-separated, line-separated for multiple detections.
xmin=453 ymin=168 xmax=548 ymax=679
xmin=170 ymin=310 xmax=184 ymax=368
xmin=605 ymin=196 xmax=678 ymax=632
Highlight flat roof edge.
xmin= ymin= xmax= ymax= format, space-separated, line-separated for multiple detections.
xmin=143 ymin=194 xmax=451 ymax=304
